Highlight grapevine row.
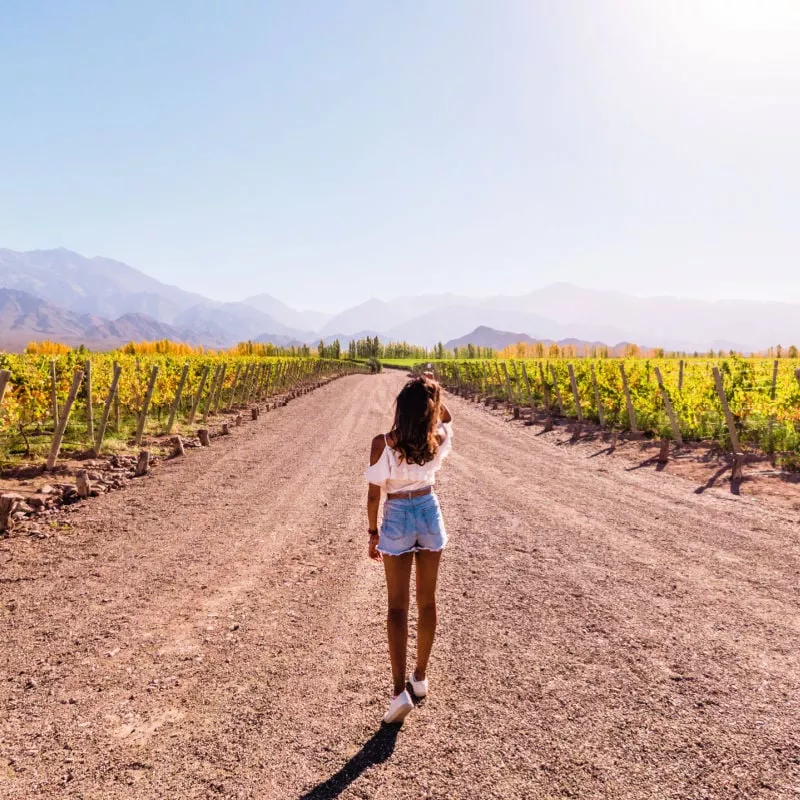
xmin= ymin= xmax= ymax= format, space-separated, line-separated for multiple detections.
xmin=0 ymin=354 xmax=367 ymax=465
xmin=425 ymin=358 xmax=800 ymax=459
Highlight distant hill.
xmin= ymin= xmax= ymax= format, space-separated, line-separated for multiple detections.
xmin=174 ymin=301 xmax=313 ymax=344
xmin=0 ymin=289 xmax=230 ymax=351
xmin=445 ymin=326 xmax=639 ymax=356
xmin=253 ymin=332 xmax=306 ymax=348
xmin=0 ymin=248 xmax=207 ymax=323
xmin=243 ymin=293 xmax=332 ymax=332
xmin=0 ymin=249 xmax=316 ymax=347
xmin=445 ymin=326 xmax=537 ymax=350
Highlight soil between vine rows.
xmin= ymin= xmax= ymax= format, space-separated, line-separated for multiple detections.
xmin=1 ymin=371 xmax=798 ymax=799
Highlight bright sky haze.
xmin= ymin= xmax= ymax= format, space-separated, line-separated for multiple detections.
xmin=1 ymin=1 xmax=798 ymax=310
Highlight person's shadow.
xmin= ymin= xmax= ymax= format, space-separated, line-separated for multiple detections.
xmin=298 ymin=724 xmax=401 ymax=799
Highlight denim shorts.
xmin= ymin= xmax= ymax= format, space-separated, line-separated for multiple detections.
xmin=377 ymin=492 xmax=448 ymax=556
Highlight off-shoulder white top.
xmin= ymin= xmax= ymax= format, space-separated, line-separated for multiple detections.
xmin=364 ymin=422 xmax=453 ymax=493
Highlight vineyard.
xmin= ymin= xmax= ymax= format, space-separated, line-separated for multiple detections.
xmin=0 ymin=352 xmax=367 ymax=466
xmin=425 ymin=357 xmax=800 ymax=464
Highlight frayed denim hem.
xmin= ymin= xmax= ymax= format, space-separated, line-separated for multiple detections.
xmin=377 ymin=542 xmax=448 ymax=557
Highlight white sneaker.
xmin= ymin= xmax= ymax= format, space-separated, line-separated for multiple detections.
xmin=382 ymin=689 xmax=414 ymax=724
xmin=409 ymin=671 xmax=429 ymax=698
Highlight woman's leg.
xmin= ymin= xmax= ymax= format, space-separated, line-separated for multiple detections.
xmin=382 ymin=552 xmax=414 ymax=695
xmin=414 ymin=549 xmax=443 ymax=681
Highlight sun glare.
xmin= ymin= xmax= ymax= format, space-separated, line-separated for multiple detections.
xmin=659 ymin=0 xmax=800 ymax=65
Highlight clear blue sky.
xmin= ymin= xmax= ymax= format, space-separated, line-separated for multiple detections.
xmin=1 ymin=1 xmax=798 ymax=311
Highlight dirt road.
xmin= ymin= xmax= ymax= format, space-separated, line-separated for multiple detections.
xmin=2 ymin=371 xmax=798 ymax=799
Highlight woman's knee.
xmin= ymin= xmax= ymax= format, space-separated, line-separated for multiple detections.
xmin=416 ymin=597 xmax=437 ymax=614
xmin=387 ymin=607 xmax=408 ymax=626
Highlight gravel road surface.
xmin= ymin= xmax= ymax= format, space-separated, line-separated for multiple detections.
xmin=2 ymin=371 xmax=798 ymax=799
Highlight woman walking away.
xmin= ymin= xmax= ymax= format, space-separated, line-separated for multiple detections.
xmin=365 ymin=375 xmax=453 ymax=724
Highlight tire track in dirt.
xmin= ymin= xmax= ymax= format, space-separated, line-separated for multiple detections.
xmin=2 ymin=372 xmax=798 ymax=799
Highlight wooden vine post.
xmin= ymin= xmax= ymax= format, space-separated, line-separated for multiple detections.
xmin=246 ymin=364 xmax=263 ymax=405
xmin=794 ymin=367 xmax=800 ymax=389
xmin=492 ymin=362 xmax=503 ymax=398
xmin=281 ymin=361 xmax=290 ymax=391
xmin=93 ymin=362 xmax=122 ymax=456
xmin=712 ymin=366 xmax=744 ymax=481
xmin=202 ymin=364 xmax=223 ymax=423
xmin=113 ymin=361 xmax=121 ymax=431
xmin=567 ymin=364 xmax=583 ymax=422
xmin=262 ymin=364 xmax=273 ymax=401
xmin=0 ymin=494 xmax=22 ymax=531
xmin=678 ymin=359 xmax=685 ymax=392
xmin=249 ymin=362 xmax=262 ymax=403
xmin=275 ymin=362 xmax=285 ymax=392
xmin=0 ymin=370 xmax=10 ymax=411
xmin=619 ymin=363 xmax=638 ymax=433
xmin=281 ymin=362 xmax=292 ymax=394
xmin=712 ymin=366 xmax=741 ymax=453
xmin=50 ymin=360 xmax=59 ymax=430
xmin=211 ymin=363 xmax=227 ymax=414
xmin=501 ymin=362 xmax=514 ymax=406
xmin=84 ymin=359 xmax=94 ymax=442
xmin=479 ymin=361 xmax=489 ymax=396
xmin=520 ymin=363 xmax=533 ymax=406
xmin=452 ymin=364 xmax=462 ymax=396
xmin=510 ymin=361 xmax=522 ymax=404
xmin=134 ymin=366 xmax=160 ymax=446
xmin=590 ymin=364 xmax=605 ymax=427
xmin=76 ymin=470 xmax=91 ymax=499
xmin=538 ymin=362 xmax=552 ymax=412
xmin=135 ymin=451 xmax=151 ymax=477
xmin=171 ymin=436 xmax=185 ymax=457
xmin=771 ymin=359 xmax=779 ymax=399
xmin=653 ymin=366 xmax=683 ymax=446
xmin=226 ymin=365 xmax=242 ymax=411
xmin=254 ymin=363 xmax=266 ymax=403
xmin=46 ymin=369 xmax=84 ymax=470
xmin=187 ymin=365 xmax=210 ymax=424
xmin=548 ymin=364 xmax=566 ymax=416
xmin=253 ymin=363 xmax=265 ymax=402
xmin=233 ymin=364 xmax=252 ymax=408
xmin=261 ymin=364 xmax=273 ymax=402
xmin=166 ymin=363 xmax=190 ymax=435
xmin=252 ymin=362 xmax=264 ymax=401
xmin=237 ymin=364 xmax=252 ymax=406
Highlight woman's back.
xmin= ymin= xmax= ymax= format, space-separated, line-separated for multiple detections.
xmin=365 ymin=421 xmax=453 ymax=494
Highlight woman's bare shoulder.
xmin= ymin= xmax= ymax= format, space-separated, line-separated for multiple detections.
xmin=369 ymin=433 xmax=388 ymax=465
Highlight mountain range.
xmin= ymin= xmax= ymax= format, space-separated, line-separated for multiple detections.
xmin=0 ymin=247 xmax=797 ymax=353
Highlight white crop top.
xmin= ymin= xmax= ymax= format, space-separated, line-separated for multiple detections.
xmin=364 ymin=422 xmax=453 ymax=494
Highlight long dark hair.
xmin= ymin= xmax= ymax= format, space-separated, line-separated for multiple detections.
xmin=392 ymin=376 xmax=441 ymax=465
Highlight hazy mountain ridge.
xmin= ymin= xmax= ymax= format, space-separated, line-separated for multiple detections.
xmin=445 ymin=326 xmax=609 ymax=352
xmin=244 ymin=293 xmax=332 ymax=333
xmin=0 ymin=289 xmax=231 ymax=350
xmin=0 ymin=248 xmax=207 ymax=323
xmin=0 ymin=248 xmax=797 ymax=352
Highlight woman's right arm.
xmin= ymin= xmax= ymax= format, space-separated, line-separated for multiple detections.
xmin=439 ymin=401 xmax=452 ymax=424
xmin=366 ymin=435 xmax=385 ymax=561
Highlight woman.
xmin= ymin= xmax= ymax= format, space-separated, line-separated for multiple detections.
xmin=365 ymin=375 xmax=453 ymax=724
